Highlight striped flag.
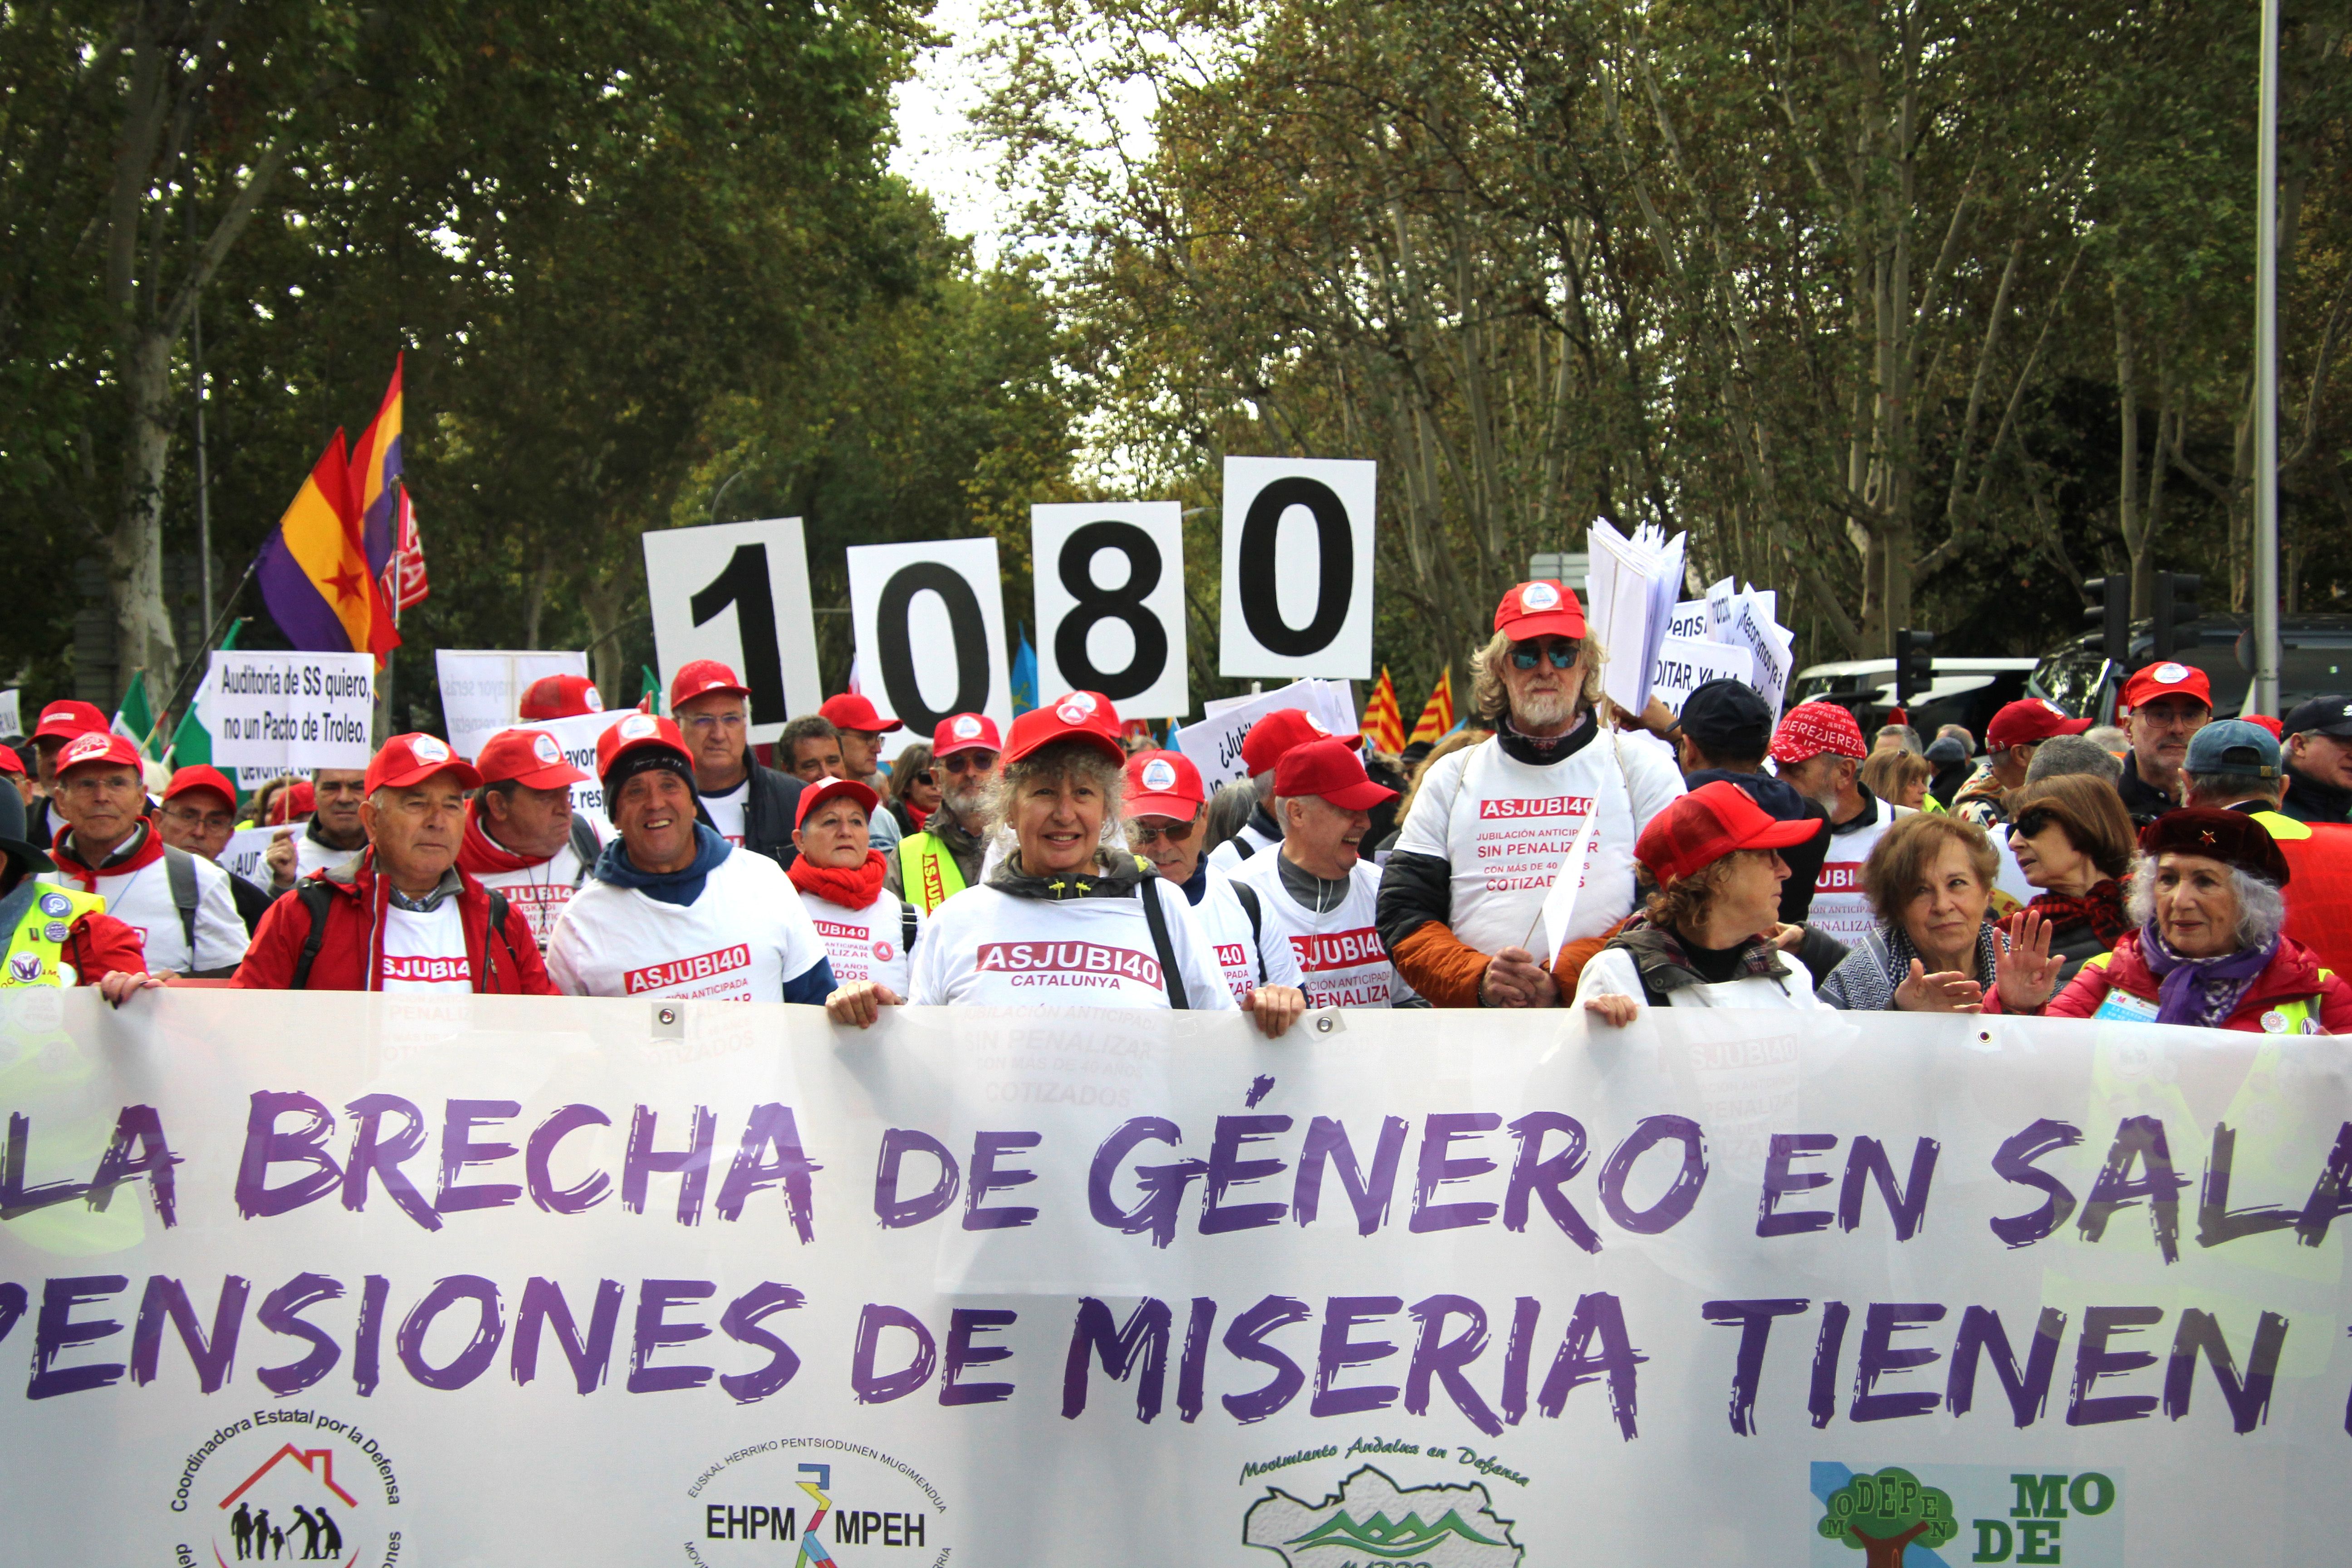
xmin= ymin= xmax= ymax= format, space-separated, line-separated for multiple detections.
xmin=1359 ymin=666 xmax=1406 ymax=753
xmin=380 ymin=488 xmax=428 ymax=611
xmin=1408 ymin=667 xmax=1456 ymax=745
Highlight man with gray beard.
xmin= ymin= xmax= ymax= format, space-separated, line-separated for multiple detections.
xmin=887 ymin=712 xmax=1002 ymax=913
xmin=1768 ymin=701 xmax=1915 ymax=948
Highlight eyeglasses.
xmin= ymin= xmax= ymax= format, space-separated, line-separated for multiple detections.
xmin=59 ymin=772 xmax=142 ymax=796
xmin=908 ymin=769 xmax=935 ymax=787
xmin=1509 ymin=642 xmax=1580 ymax=671
xmin=2013 ymin=808 xmax=2057 ymax=838
xmin=941 ymin=751 xmax=997 ymax=775
xmin=681 ymin=711 xmax=746 ymax=733
xmin=162 ymin=804 xmax=235 ymax=832
xmin=1131 ymin=818 xmax=1197 ymax=845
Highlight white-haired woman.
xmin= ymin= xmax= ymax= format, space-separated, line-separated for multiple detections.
xmin=825 ymin=692 xmax=1306 ymax=1036
xmin=2034 ymin=808 xmax=2352 ymax=1031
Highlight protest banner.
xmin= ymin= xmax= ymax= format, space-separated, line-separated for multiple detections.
xmin=0 ymin=687 xmax=18 ymax=740
xmin=4 ymin=990 xmax=2343 ymax=1563
xmin=1032 ymin=502 xmax=1190 ymax=720
xmin=848 ymin=538 xmax=1011 ymax=760
xmin=1177 ymin=679 xmax=1357 ymax=787
xmin=216 ymin=825 xmax=284 ymax=886
xmin=1727 ymin=594 xmax=1798 ymax=720
xmin=1666 ymin=599 xmax=1710 ymax=640
xmin=1648 ymin=635 xmax=1758 ymax=717
xmin=531 ymin=707 xmax=630 ymax=819
xmin=433 ymin=650 xmax=589 ymax=760
xmin=1220 ymin=456 xmax=1377 ymax=680
xmin=204 ymin=650 xmax=376 ymax=771
xmin=643 ymin=518 xmax=824 ymax=745
xmin=1583 ymin=520 xmax=1686 ymax=714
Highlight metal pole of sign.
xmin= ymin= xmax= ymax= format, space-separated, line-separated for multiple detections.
xmin=194 ymin=291 xmax=214 ymax=632
xmin=2253 ymin=0 xmax=2283 ymax=715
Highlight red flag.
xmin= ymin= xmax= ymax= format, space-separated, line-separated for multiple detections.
xmin=379 ymin=488 xmax=429 ymax=612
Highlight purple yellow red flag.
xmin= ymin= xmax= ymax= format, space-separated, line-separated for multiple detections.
xmin=349 ymin=353 xmax=404 ymax=577
xmin=1360 ymin=666 xmax=1406 ymax=753
xmin=256 ymin=431 xmax=401 ymax=661
xmin=1407 ymin=666 xmax=1455 ymax=745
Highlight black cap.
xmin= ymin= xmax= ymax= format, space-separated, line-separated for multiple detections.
xmin=1925 ymin=735 xmax=1968 ymax=766
xmin=0 ymin=778 xmax=53 ymax=880
xmin=2282 ymin=695 xmax=2352 ymax=740
xmin=1679 ymin=679 xmax=1774 ymax=758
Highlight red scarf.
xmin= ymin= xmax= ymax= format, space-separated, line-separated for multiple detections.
xmin=788 ymin=848 xmax=888 ymax=910
xmin=2024 ymin=878 xmax=2132 ymax=949
xmin=47 ymin=818 xmax=166 ymax=891
xmin=455 ymin=800 xmax=550 ymax=876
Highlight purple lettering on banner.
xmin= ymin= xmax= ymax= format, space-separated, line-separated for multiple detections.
xmin=965 ymin=1132 xmax=1043 ymax=1232
xmin=2079 ymin=1117 xmax=2189 ymax=1263
xmin=718 ymin=1282 xmax=805 ymax=1404
xmin=627 ymin=1279 xmax=716 ymax=1393
xmin=255 ymin=1271 xmax=345 ymax=1396
xmin=1838 ymin=1137 xmax=1940 ymax=1240
xmin=512 ymin=1277 xmax=623 ymax=1395
xmin=1411 ymin=1113 xmax=1501 ymax=1233
xmin=1291 ymin=1116 xmax=1407 ymax=1236
xmin=1538 ymin=1292 xmax=1645 ymax=1439
xmin=1176 ymin=1298 xmax=1216 ymax=1423
xmin=396 ymin=1275 xmax=503 ymax=1391
xmin=1221 ymin=1295 xmax=1309 ymax=1425
xmin=526 ymin=1104 xmax=612 ymax=1215
xmin=1 ymin=1113 xmax=91 ymax=1218
xmin=2295 ymin=1121 xmax=2352 ymax=1245
xmin=852 ymin=1304 xmax=937 ymax=1404
xmin=1311 ymin=1295 xmax=1402 ymax=1417
xmin=1808 ymin=1301 xmax=1849 ymax=1430
xmin=873 ymin=1129 xmax=960 ymax=1229
xmin=28 ymin=1274 xmax=128 ymax=1399
xmin=1504 ymin=1112 xmax=1599 ymax=1251
xmin=352 ymin=1274 xmax=389 ymax=1397
xmin=1500 ymin=1296 xmax=1540 ymax=1426
xmin=1088 ymin=1118 xmax=1204 ymax=1249
xmin=941 ymin=1307 xmax=1019 ymax=1406
xmin=1850 ymin=1302 xmax=1947 ymax=1421
xmin=436 ymin=1099 xmax=524 ymax=1215
xmin=1405 ymin=1294 xmax=1500 ymax=1437
xmin=2198 ymin=1123 xmax=2298 ymax=1245
xmin=1062 ymin=1297 xmax=1172 ymax=1422
xmin=342 ymin=1095 xmax=440 ymax=1230
xmin=1598 ymin=1116 xmax=1708 ymax=1235
xmin=1200 ymin=1117 xmax=1289 ymax=1235
xmin=2163 ymin=1308 xmax=2288 ymax=1433
xmin=234 ymin=1093 xmax=341 ymax=1220
xmin=0 ymin=1282 xmax=28 ymax=1350
xmin=1946 ymin=1305 xmax=2067 ymax=1427
xmin=2067 ymin=1305 xmax=2164 ymax=1425
xmin=1700 ymin=1298 xmax=1809 ymax=1436
xmin=129 ymin=1275 xmax=247 ymax=1393
xmin=714 ymin=1104 xmax=822 ymax=1240
xmin=622 ymin=1104 xmax=718 ymax=1226
xmin=1989 ymin=1118 xmax=2082 ymax=1247
xmin=85 ymin=1105 xmax=181 ymax=1227
xmin=1758 ymin=1133 xmax=1837 ymax=1237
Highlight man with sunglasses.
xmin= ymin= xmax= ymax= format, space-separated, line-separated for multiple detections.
xmin=668 ymin=659 xmax=807 ymax=871
xmin=891 ymin=712 xmax=1002 ymax=913
xmin=1126 ymin=748 xmax=1306 ymax=1005
xmin=1378 ymin=580 xmax=1686 ymax=1008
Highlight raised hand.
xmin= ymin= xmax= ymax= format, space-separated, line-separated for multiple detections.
xmin=1993 ymin=910 xmax=2064 ymax=1012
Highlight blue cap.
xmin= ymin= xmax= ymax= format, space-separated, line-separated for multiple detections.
xmin=2185 ymin=718 xmax=2279 ymax=779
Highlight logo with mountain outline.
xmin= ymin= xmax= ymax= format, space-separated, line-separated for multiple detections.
xmin=1244 ymin=1465 xmax=1523 ymax=1567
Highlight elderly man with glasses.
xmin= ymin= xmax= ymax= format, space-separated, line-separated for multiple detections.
xmin=154 ymin=764 xmax=277 ymax=934
xmin=666 ymin=659 xmax=808 ymax=872
xmin=888 ymin=712 xmax=1004 ymax=914
xmin=1124 ymin=748 xmax=1306 ymax=1007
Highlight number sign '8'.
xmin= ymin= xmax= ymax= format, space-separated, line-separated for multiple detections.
xmin=1031 ymin=502 xmax=1190 ymax=721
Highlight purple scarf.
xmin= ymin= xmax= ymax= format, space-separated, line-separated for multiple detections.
xmin=2137 ymin=923 xmax=2277 ymax=1028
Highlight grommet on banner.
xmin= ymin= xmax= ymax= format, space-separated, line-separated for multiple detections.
xmin=1312 ymin=1010 xmax=1344 ymax=1036
xmin=653 ymin=1003 xmax=683 ymax=1038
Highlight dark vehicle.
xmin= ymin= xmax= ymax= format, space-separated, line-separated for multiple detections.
xmin=1788 ymin=658 xmax=2039 ymax=740
xmin=2030 ymin=614 xmax=2352 ymax=722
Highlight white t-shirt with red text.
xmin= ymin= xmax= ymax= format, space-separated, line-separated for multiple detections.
xmin=1187 ymin=864 xmax=1308 ymax=1005
xmin=377 ymin=901 xmax=475 ymax=992
xmin=908 ymin=880 xmax=1236 ymax=1010
xmin=545 ymin=847 xmax=829 ymax=1002
xmin=470 ymin=842 xmax=592 ymax=952
xmin=1804 ymin=794 xmax=1918 ymax=946
xmin=702 ymin=781 xmax=749 ymax=847
xmin=799 ymin=888 xmax=920 ymax=996
xmin=1230 ymin=852 xmax=1417 ymax=1009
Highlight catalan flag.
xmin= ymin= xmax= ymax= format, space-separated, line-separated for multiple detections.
xmin=350 ymin=353 xmax=404 ymax=577
xmin=1408 ymin=667 xmax=1456 ymax=745
xmin=1360 ymin=666 xmax=1406 ymax=754
xmin=256 ymin=431 xmax=401 ymax=661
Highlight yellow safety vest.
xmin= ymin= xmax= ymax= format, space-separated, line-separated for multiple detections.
xmin=2 ymin=884 xmax=107 ymax=988
xmin=898 ymin=831 xmax=968 ymax=915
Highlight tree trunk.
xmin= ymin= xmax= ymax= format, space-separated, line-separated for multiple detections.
xmin=111 ymin=327 xmax=180 ymax=699
xmin=1853 ymin=1522 xmax=1930 ymax=1568
xmin=2116 ymin=295 xmax=2147 ymax=617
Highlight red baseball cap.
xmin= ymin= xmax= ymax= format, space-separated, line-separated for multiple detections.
xmin=1985 ymin=698 xmax=2093 ymax=752
xmin=932 ymin=712 xmax=1003 ymax=759
xmin=1006 ymin=691 xmax=1123 ymax=765
xmin=1494 ymin=580 xmax=1588 ymax=642
xmin=54 ymin=730 xmax=144 ymax=777
xmin=519 ymin=674 xmax=603 ymax=721
xmin=2121 ymin=660 xmax=2212 ymax=714
xmin=34 ymin=700 xmax=108 ymax=743
xmin=795 ymin=775 xmax=881 ymax=828
xmin=1769 ymin=701 xmax=1868 ymax=765
xmin=668 ymin=659 xmax=750 ymax=710
xmin=163 ymin=764 xmax=238 ymax=809
xmin=268 ymin=781 xmax=316 ymax=824
xmin=475 ymin=727 xmax=590 ymax=790
xmin=2242 ymin=712 xmax=2284 ymax=740
xmin=1240 ymin=708 xmax=1357 ymax=777
xmin=1273 ymin=737 xmax=1396 ymax=811
xmin=1637 ymin=779 xmax=1823 ymax=887
xmin=364 ymin=733 xmax=483 ymax=794
xmin=1125 ymin=749 xmax=1205 ymax=819
xmin=597 ymin=711 xmax=694 ymax=781
xmin=0 ymin=744 xmax=21 ymax=777
xmin=819 ymin=693 xmax=902 ymax=735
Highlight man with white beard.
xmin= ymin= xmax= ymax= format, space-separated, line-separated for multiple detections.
xmin=1768 ymin=701 xmax=1916 ymax=947
xmin=888 ymin=712 xmax=1002 ymax=913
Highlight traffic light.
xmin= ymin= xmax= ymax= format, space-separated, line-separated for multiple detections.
xmin=2153 ymin=572 xmax=2202 ymax=662
xmin=1894 ymin=628 xmax=1935 ymax=705
xmin=2083 ymin=576 xmax=2129 ymax=664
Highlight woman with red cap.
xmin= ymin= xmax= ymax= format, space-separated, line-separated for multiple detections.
xmin=792 ymin=775 xmax=923 ymax=1014
xmin=1576 ymin=781 xmax=1838 ymax=1023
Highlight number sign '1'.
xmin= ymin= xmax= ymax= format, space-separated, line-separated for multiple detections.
xmin=1218 ymin=456 xmax=1377 ymax=679
xmin=642 ymin=518 xmax=822 ymax=745
xmin=847 ymin=538 xmax=1011 ymax=760
xmin=1032 ymin=502 xmax=1190 ymax=720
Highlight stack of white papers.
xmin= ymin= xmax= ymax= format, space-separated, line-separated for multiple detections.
xmin=1583 ymin=520 xmax=1688 ymax=714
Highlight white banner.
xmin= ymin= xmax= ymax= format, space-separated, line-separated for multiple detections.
xmin=205 ymin=650 xmax=376 ymax=771
xmin=848 ymin=539 xmax=1010 ymax=761
xmin=0 ymin=686 xmax=19 ymax=741
xmin=1648 ymin=635 xmax=1758 ymax=717
xmin=1176 ymin=679 xmax=1359 ymax=788
xmin=216 ymin=825 xmax=284 ymax=887
xmin=1032 ymin=502 xmax=1190 ymax=720
xmin=1220 ymin=456 xmax=1377 ymax=680
xmin=530 ymin=708 xmax=631 ymax=821
xmin=4 ymin=993 xmax=2343 ymax=1563
xmin=644 ymin=518 xmax=824 ymax=745
xmin=433 ymin=650 xmax=588 ymax=760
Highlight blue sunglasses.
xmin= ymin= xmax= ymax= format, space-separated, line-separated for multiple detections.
xmin=1510 ymin=642 xmax=1580 ymax=671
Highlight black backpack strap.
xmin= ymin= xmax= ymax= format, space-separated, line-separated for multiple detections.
xmin=901 ymin=902 xmax=918 ymax=956
xmin=1231 ymin=880 xmax=1267 ymax=985
xmin=288 ymin=879 xmax=336 ymax=990
xmin=163 ymin=844 xmax=199 ymax=954
xmin=479 ymin=890 xmax=514 ymax=992
xmin=567 ymin=813 xmax=601 ymax=884
xmin=1233 ymin=834 xmax=1257 ymax=861
xmin=1140 ymin=876 xmax=1189 ymax=1010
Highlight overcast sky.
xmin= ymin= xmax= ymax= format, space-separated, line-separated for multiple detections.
xmin=890 ymin=0 xmax=1018 ymax=264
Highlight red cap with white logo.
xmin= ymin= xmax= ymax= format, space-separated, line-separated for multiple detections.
xmin=667 ymin=659 xmax=750 ymax=710
xmin=1494 ymin=579 xmax=1589 ymax=642
xmin=1124 ymin=749 xmax=1205 ymax=819
xmin=2120 ymin=661 xmax=2212 ymax=714
xmin=364 ymin=733 xmax=483 ymax=794
xmin=1273 ymin=737 xmax=1397 ymax=811
xmin=519 ymin=674 xmax=603 ymax=721
xmin=819 ymin=693 xmax=903 ymax=735
xmin=1985 ymin=698 xmax=2093 ymax=751
xmin=1006 ymin=691 xmax=1123 ymax=764
xmin=475 ymin=727 xmax=590 ymax=790
xmin=597 ymin=711 xmax=694 ymax=780
xmin=34 ymin=700 xmax=108 ymax=743
xmin=795 ymin=775 xmax=882 ymax=829
xmin=54 ymin=730 xmax=144 ymax=777
xmin=931 ymin=712 xmax=1002 ymax=759
xmin=1240 ymin=708 xmax=1357 ymax=778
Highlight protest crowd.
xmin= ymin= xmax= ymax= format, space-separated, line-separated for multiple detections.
xmin=13 ymin=572 xmax=2352 ymax=1043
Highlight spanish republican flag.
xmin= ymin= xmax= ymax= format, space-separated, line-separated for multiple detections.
xmin=349 ymin=353 xmax=403 ymax=576
xmin=256 ymin=431 xmax=401 ymax=662
xmin=1360 ymin=666 xmax=1406 ymax=754
xmin=1408 ymin=667 xmax=1455 ymax=745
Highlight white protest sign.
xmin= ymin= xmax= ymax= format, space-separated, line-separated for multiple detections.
xmin=1032 ymin=502 xmax=1190 ymax=720
xmin=643 ymin=517 xmax=823 ymax=745
xmin=216 ymin=825 xmax=283 ymax=887
xmin=0 ymin=687 xmax=19 ymax=740
xmin=848 ymin=538 xmax=1010 ymax=760
xmin=1583 ymin=520 xmax=1686 ymax=714
xmin=1705 ymin=576 xmax=1738 ymax=642
xmin=205 ymin=649 xmax=375 ymax=770
xmin=1648 ymin=635 xmax=1758 ymax=716
xmin=1174 ymin=679 xmax=1356 ymax=788
xmin=1219 ymin=456 xmax=1377 ymax=679
xmin=434 ymin=649 xmax=588 ymax=760
xmin=1727 ymin=595 xmax=1798 ymax=721
xmin=525 ymin=708 xmax=631 ymax=821
xmin=1666 ymin=600 xmax=1710 ymax=640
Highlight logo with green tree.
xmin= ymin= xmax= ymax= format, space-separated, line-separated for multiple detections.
xmin=1817 ymin=1467 xmax=1959 ymax=1567
xmin=1245 ymin=1466 xmax=1523 ymax=1567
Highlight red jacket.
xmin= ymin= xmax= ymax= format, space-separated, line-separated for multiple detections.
xmin=62 ymin=909 xmax=148 ymax=984
xmin=2043 ymin=929 xmax=2352 ymax=1033
xmin=234 ymin=850 xmax=555 ymax=994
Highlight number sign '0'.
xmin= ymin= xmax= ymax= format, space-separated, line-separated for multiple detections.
xmin=1218 ymin=456 xmax=1377 ymax=680
xmin=1032 ymin=502 xmax=1190 ymax=721
xmin=847 ymin=537 xmax=1011 ymax=760
xmin=642 ymin=518 xmax=822 ymax=745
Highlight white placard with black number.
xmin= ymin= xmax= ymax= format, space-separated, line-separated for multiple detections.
xmin=1218 ymin=456 xmax=1377 ymax=679
xmin=642 ymin=518 xmax=822 ymax=746
xmin=1032 ymin=502 xmax=1189 ymax=721
xmin=847 ymin=538 xmax=1010 ymax=760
